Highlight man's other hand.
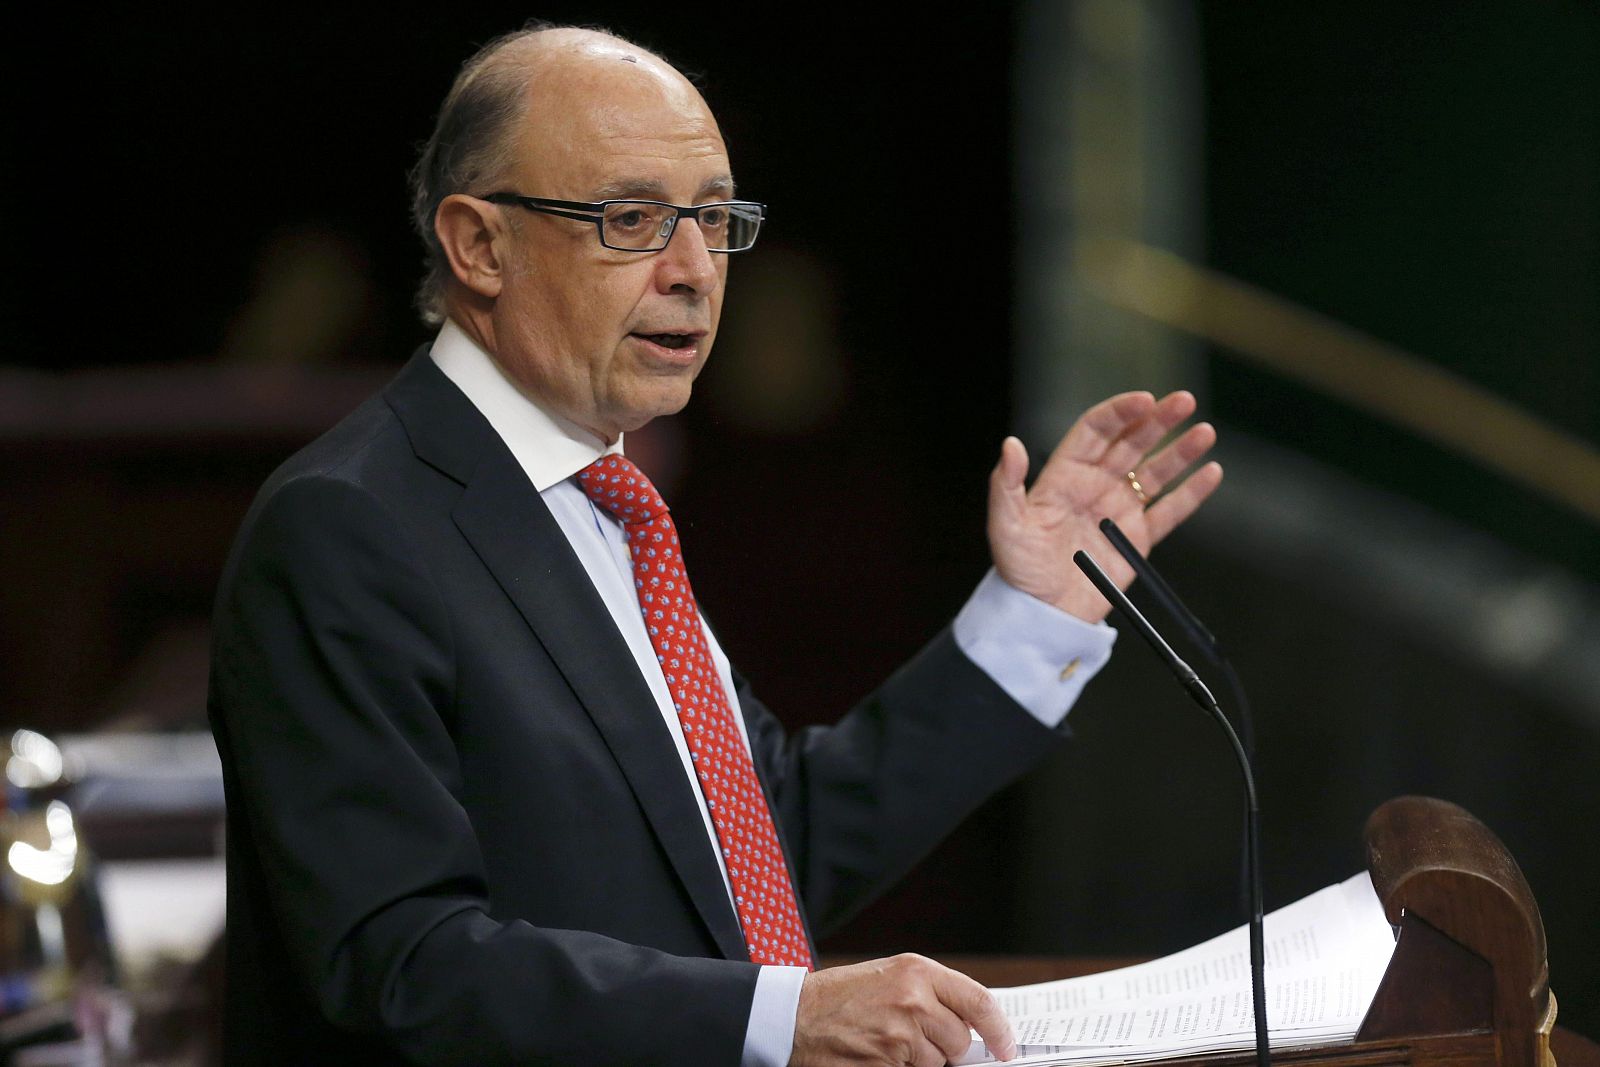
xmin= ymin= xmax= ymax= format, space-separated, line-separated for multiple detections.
xmin=790 ymin=954 xmax=1015 ymax=1066
xmin=987 ymin=390 xmax=1222 ymax=624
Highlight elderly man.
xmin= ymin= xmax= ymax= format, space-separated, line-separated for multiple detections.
xmin=208 ymin=23 xmax=1220 ymax=1067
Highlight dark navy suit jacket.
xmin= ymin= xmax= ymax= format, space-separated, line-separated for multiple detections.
xmin=207 ymin=350 xmax=1063 ymax=1064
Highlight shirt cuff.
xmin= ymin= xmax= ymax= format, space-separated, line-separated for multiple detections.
xmin=742 ymin=964 xmax=807 ymax=1067
xmin=953 ymin=567 xmax=1118 ymax=728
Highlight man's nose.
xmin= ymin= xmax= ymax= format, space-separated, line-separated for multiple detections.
xmin=654 ymin=216 xmax=720 ymax=295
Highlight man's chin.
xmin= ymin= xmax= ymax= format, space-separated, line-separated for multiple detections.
xmin=609 ymin=385 xmax=696 ymax=437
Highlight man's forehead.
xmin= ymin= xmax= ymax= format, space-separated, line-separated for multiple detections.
xmin=515 ymin=113 xmax=733 ymax=199
xmin=591 ymin=173 xmax=737 ymax=202
xmin=511 ymin=49 xmax=731 ymax=198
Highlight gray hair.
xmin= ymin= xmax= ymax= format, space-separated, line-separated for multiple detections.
xmin=407 ymin=22 xmax=658 ymax=326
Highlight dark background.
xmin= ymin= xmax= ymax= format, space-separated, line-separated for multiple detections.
xmin=4 ymin=1 xmax=1596 ymax=1041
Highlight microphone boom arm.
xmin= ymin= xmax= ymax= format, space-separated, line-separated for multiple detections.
xmin=1073 ymin=549 xmax=1269 ymax=1067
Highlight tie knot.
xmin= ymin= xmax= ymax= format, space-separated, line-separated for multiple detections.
xmin=576 ymin=455 xmax=667 ymax=524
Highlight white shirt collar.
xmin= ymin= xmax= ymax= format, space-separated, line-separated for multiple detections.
xmin=429 ymin=318 xmax=623 ymax=491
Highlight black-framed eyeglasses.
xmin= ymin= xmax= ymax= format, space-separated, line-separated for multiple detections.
xmin=483 ymin=193 xmax=766 ymax=253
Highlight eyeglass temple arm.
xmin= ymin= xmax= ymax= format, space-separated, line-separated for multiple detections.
xmin=483 ymin=195 xmax=599 ymax=224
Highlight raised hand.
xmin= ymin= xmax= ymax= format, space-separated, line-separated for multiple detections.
xmin=987 ymin=390 xmax=1222 ymax=624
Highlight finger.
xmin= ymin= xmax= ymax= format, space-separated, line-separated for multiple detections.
xmin=1144 ymin=460 xmax=1224 ymax=545
xmin=1052 ymin=391 xmax=1157 ymax=465
xmin=932 ymin=968 xmax=1017 ymax=1062
xmin=997 ymin=436 xmax=1029 ymax=488
xmin=987 ymin=436 xmax=1030 ymax=525
xmin=919 ymin=1007 xmax=982 ymax=1065
xmin=1134 ymin=421 xmax=1217 ymax=497
xmin=911 ymin=1037 xmax=953 ymax=1067
xmin=1099 ymin=390 xmax=1198 ymax=474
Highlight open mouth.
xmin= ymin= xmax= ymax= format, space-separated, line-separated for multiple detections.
xmin=635 ymin=332 xmax=695 ymax=350
xmin=633 ymin=331 xmax=691 ymax=348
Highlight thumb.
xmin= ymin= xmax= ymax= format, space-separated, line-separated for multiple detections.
xmin=988 ymin=436 xmax=1029 ymax=521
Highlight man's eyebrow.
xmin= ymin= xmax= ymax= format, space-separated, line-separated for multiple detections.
xmin=591 ymin=175 xmax=738 ymax=201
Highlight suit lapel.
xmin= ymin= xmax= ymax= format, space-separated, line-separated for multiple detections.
xmin=386 ymin=351 xmax=749 ymax=962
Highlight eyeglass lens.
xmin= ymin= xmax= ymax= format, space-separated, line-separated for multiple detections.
xmin=600 ymin=202 xmax=762 ymax=251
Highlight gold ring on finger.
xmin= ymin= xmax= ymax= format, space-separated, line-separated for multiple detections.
xmin=1126 ymin=470 xmax=1150 ymax=504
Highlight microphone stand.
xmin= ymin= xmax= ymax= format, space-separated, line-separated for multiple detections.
xmin=1097 ymin=518 xmax=1255 ymax=759
xmin=1098 ymin=518 xmax=1258 ymax=919
xmin=1073 ymin=549 xmax=1269 ymax=1067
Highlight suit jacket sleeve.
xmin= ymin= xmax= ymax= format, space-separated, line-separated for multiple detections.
xmin=736 ymin=630 xmax=1068 ymax=939
xmin=210 ymin=472 xmax=758 ymax=1066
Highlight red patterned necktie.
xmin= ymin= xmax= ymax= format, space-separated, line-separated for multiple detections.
xmin=576 ymin=455 xmax=814 ymax=970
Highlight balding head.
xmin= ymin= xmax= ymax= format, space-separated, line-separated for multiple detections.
xmin=509 ymin=26 xmax=695 ymax=93
xmin=408 ymin=24 xmax=709 ymax=325
xmin=419 ymin=22 xmax=737 ymax=443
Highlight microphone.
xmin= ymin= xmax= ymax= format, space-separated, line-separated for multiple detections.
xmin=1071 ymin=549 xmax=1216 ymax=710
xmin=1073 ymin=549 xmax=1269 ymax=1067
xmin=1096 ymin=517 xmax=1254 ymax=759
xmin=1097 ymin=517 xmax=1258 ymax=920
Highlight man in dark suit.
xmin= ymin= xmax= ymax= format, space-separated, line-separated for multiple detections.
xmin=208 ymin=24 xmax=1221 ymax=1067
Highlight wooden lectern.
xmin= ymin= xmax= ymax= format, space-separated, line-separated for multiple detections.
xmin=912 ymin=796 xmax=1593 ymax=1067
xmin=1352 ymin=795 xmax=1555 ymax=1067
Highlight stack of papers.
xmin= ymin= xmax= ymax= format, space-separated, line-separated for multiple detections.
xmin=956 ymin=872 xmax=1398 ymax=1066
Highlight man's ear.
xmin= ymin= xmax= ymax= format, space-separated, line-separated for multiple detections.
xmin=435 ymin=194 xmax=507 ymax=301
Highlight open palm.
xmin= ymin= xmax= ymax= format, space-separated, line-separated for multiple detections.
xmin=987 ymin=390 xmax=1222 ymax=623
